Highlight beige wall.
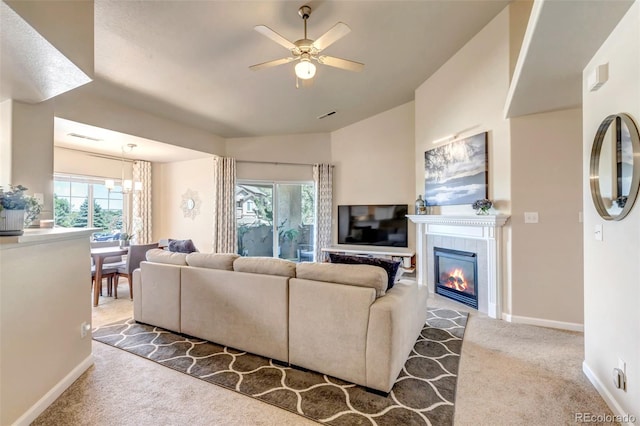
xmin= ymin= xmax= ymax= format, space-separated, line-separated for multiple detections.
xmin=331 ymin=101 xmax=415 ymax=247
xmin=153 ymin=157 xmax=215 ymax=252
xmin=415 ymin=7 xmax=511 ymax=215
xmin=54 ymin=147 xmax=132 ymax=181
xmin=1 ymin=101 xmax=55 ymax=219
xmin=226 ymin=133 xmax=331 ymax=182
xmin=0 ymin=100 xmax=13 ymax=185
xmin=582 ymin=2 xmax=639 ymax=418
xmin=510 ymin=108 xmax=583 ymax=325
xmin=0 ymin=231 xmax=93 ymax=425
xmin=508 ymin=1 xmax=533 ymax=79
xmin=414 ymin=7 xmax=513 ymax=314
xmin=413 ymin=5 xmax=585 ymax=328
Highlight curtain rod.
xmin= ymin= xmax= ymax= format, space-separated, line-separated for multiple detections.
xmin=236 ymin=159 xmax=334 ymax=167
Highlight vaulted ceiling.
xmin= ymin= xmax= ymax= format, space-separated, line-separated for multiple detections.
xmin=2 ymin=0 xmax=511 ymax=139
xmin=2 ymin=0 xmax=634 ymax=150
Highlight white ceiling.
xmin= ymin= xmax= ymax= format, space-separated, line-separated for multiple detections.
xmin=3 ymin=0 xmax=633 ymax=162
xmin=0 ymin=1 xmax=91 ymax=102
xmin=504 ymin=0 xmax=634 ymax=118
xmin=90 ymin=0 xmax=510 ymax=138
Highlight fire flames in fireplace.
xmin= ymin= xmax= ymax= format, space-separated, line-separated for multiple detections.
xmin=435 ymin=247 xmax=478 ymax=309
xmin=441 ymin=268 xmax=468 ymax=292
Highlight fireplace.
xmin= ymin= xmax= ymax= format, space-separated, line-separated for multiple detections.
xmin=434 ymin=247 xmax=478 ymax=309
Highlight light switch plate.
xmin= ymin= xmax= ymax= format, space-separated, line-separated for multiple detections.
xmin=594 ymin=224 xmax=603 ymax=241
xmin=524 ymin=212 xmax=539 ymax=223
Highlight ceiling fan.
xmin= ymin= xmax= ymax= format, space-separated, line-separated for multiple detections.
xmin=249 ymin=5 xmax=364 ymax=84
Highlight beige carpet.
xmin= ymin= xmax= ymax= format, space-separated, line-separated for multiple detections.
xmin=33 ymin=282 xmax=613 ymax=425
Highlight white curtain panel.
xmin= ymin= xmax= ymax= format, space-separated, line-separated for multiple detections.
xmin=132 ymin=160 xmax=152 ymax=244
xmin=212 ymin=156 xmax=237 ymax=253
xmin=313 ymin=163 xmax=333 ymax=262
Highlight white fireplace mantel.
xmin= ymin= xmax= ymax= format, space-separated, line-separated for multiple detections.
xmin=408 ymin=214 xmax=510 ymax=319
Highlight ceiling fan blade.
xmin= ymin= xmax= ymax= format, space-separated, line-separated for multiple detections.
xmin=249 ymin=57 xmax=295 ymax=71
xmin=318 ymin=55 xmax=364 ymax=72
xmin=254 ymin=25 xmax=296 ymax=51
xmin=313 ymin=22 xmax=351 ymax=52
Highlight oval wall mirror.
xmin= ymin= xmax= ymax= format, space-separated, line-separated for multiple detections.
xmin=589 ymin=113 xmax=640 ymax=221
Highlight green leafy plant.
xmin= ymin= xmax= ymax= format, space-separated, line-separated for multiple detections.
xmin=24 ymin=196 xmax=42 ymax=226
xmin=281 ymin=227 xmax=300 ymax=243
xmin=0 ymin=185 xmax=30 ymax=210
xmin=0 ymin=185 xmax=43 ymax=226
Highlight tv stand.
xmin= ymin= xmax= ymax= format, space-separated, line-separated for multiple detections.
xmin=321 ymin=245 xmax=415 ymax=270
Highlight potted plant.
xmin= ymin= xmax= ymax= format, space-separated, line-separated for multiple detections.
xmin=472 ymin=198 xmax=493 ymax=215
xmin=0 ymin=185 xmax=41 ymax=236
xmin=119 ymin=220 xmax=134 ymax=248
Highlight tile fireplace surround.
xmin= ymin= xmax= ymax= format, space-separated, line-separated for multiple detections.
xmin=408 ymin=214 xmax=510 ymax=319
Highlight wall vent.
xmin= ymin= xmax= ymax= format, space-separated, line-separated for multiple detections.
xmin=68 ymin=133 xmax=102 ymax=142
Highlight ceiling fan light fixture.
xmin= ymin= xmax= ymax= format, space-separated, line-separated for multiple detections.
xmin=250 ymin=4 xmax=362 ymax=85
xmin=295 ymin=59 xmax=316 ymax=80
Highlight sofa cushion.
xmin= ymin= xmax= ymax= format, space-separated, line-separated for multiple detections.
xmin=233 ymin=257 xmax=296 ymax=278
xmin=186 ymin=253 xmax=239 ymax=270
xmin=168 ymin=238 xmax=198 ymax=253
xmin=296 ymin=262 xmax=387 ymax=297
xmin=146 ymin=248 xmax=188 ymax=266
xmin=328 ymin=253 xmax=401 ymax=291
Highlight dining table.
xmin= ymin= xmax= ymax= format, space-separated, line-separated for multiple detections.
xmin=91 ymin=246 xmax=128 ymax=306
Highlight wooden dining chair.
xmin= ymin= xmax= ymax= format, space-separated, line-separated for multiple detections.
xmin=113 ymin=242 xmax=159 ymax=299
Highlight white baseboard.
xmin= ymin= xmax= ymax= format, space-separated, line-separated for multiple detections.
xmin=501 ymin=313 xmax=584 ymax=332
xmin=582 ymin=361 xmax=636 ymax=425
xmin=13 ymin=354 xmax=94 ymax=426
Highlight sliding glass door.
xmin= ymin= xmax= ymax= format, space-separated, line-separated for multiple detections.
xmin=236 ymin=181 xmax=315 ymax=261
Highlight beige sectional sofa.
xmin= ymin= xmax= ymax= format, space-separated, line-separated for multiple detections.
xmin=133 ymin=249 xmax=428 ymax=393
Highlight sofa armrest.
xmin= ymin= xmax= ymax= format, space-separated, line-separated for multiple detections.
xmin=366 ymin=280 xmax=428 ymax=392
xmin=133 ymin=261 xmax=182 ymax=333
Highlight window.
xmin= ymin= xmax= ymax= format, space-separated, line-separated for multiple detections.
xmin=236 ymin=182 xmax=315 ymax=261
xmin=54 ymin=174 xmax=124 ymax=240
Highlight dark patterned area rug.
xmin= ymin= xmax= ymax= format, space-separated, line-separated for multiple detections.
xmin=93 ymin=308 xmax=468 ymax=425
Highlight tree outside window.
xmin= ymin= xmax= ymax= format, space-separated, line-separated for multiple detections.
xmin=54 ymin=175 xmax=124 ymax=239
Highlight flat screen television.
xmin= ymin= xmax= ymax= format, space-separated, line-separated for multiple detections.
xmin=337 ymin=204 xmax=408 ymax=247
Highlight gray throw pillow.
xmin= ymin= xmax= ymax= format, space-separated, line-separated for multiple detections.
xmin=168 ymin=239 xmax=198 ymax=254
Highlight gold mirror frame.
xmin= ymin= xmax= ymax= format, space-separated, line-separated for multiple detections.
xmin=589 ymin=113 xmax=640 ymax=221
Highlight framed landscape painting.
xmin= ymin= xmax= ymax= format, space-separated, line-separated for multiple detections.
xmin=424 ymin=132 xmax=488 ymax=206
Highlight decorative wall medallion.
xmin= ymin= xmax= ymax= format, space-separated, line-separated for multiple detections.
xmin=181 ymin=189 xmax=201 ymax=219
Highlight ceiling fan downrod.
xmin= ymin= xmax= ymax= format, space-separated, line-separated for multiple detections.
xmin=299 ymin=5 xmax=311 ymax=39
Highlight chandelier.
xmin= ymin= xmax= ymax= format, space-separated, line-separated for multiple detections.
xmin=105 ymin=143 xmax=142 ymax=193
